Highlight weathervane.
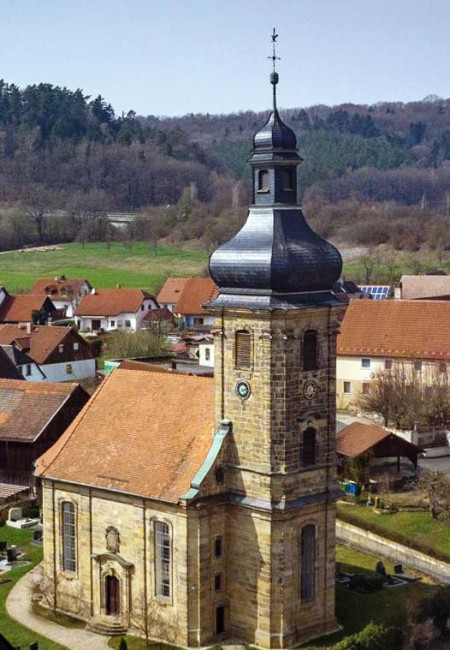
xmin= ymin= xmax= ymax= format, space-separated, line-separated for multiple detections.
xmin=268 ymin=28 xmax=280 ymax=73
xmin=268 ymin=28 xmax=280 ymax=110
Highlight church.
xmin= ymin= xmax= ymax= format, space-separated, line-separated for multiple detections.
xmin=36 ymin=45 xmax=344 ymax=648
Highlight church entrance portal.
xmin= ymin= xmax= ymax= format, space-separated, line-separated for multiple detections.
xmin=105 ymin=575 xmax=120 ymax=615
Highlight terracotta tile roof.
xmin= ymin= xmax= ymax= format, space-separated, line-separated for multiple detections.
xmin=157 ymin=278 xmax=190 ymax=306
xmin=0 ymin=325 xmax=93 ymax=364
xmin=337 ymin=421 xmax=422 ymax=458
xmin=337 ymin=300 xmax=450 ymax=361
xmin=0 ymin=295 xmax=55 ymax=323
xmin=399 ymin=275 xmax=450 ymax=300
xmin=29 ymin=277 xmax=91 ymax=300
xmin=175 ymin=278 xmax=217 ymax=316
xmin=142 ymin=307 xmax=174 ymax=322
xmin=0 ymin=347 xmax=23 ymax=380
xmin=0 ymin=379 xmax=78 ymax=442
xmin=75 ymin=289 xmax=156 ymax=317
xmin=36 ymin=369 xmax=214 ymax=502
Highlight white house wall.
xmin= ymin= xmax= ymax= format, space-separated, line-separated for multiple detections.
xmin=78 ymin=300 xmax=158 ymax=333
xmin=40 ymin=359 xmax=96 ymax=382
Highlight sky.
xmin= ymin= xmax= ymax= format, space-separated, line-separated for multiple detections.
xmin=1 ymin=0 xmax=449 ymax=117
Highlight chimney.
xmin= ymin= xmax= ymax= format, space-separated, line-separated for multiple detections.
xmin=26 ymin=322 xmax=32 ymax=334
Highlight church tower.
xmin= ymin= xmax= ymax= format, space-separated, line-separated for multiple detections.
xmin=207 ymin=32 xmax=343 ymax=648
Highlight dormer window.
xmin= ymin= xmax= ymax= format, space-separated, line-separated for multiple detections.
xmin=257 ymin=170 xmax=269 ymax=192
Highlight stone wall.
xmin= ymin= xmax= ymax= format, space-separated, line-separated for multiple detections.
xmin=337 ymin=519 xmax=450 ymax=583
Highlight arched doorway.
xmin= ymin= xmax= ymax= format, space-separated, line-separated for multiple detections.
xmin=105 ymin=575 xmax=120 ymax=615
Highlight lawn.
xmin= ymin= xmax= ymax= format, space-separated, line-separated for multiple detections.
xmin=0 ymin=523 xmax=67 ymax=650
xmin=337 ymin=503 xmax=450 ymax=562
xmin=303 ymin=544 xmax=436 ymax=648
xmin=0 ymin=241 xmax=208 ymax=294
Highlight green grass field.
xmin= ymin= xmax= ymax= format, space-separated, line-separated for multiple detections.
xmin=0 ymin=524 xmax=66 ymax=650
xmin=0 ymin=241 xmax=208 ymax=294
xmin=304 ymin=544 xmax=435 ymax=648
xmin=337 ymin=503 xmax=450 ymax=561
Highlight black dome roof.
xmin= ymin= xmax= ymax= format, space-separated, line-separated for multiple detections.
xmin=253 ymin=108 xmax=297 ymax=151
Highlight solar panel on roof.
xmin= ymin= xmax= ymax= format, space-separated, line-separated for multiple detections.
xmin=358 ymin=285 xmax=390 ymax=300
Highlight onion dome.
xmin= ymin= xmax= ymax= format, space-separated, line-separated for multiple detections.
xmin=208 ymin=38 xmax=342 ymax=307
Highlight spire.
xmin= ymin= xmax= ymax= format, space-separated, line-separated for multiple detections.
xmin=268 ymin=28 xmax=280 ymax=112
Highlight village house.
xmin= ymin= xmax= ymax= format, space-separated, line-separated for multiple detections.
xmin=0 ymin=324 xmax=95 ymax=382
xmin=36 ymin=63 xmax=342 ymax=648
xmin=75 ymin=288 xmax=159 ymax=332
xmin=394 ymin=274 xmax=450 ymax=301
xmin=336 ymin=300 xmax=450 ymax=410
xmin=157 ymin=277 xmax=217 ymax=329
xmin=0 ymin=346 xmax=24 ymax=380
xmin=0 ymin=343 xmax=43 ymax=380
xmin=157 ymin=277 xmax=189 ymax=312
xmin=0 ymin=379 xmax=88 ymax=491
xmin=0 ymin=287 xmax=58 ymax=325
xmin=29 ymin=276 xmax=92 ymax=317
xmin=174 ymin=277 xmax=217 ymax=329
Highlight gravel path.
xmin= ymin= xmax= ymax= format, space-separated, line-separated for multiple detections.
xmin=6 ymin=566 xmax=111 ymax=650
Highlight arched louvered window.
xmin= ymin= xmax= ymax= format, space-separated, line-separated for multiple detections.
xmin=300 ymin=524 xmax=316 ymax=603
xmin=258 ymin=170 xmax=269 ymax=192
xmin=302 ymin=427 xmax=316 ymax=467
xmin=235 ymin=330 xmax=252 ymax=368
xmin=283 ymin=168 xmax=294 ymax=190
xmin=303 ymin=330 xmax=318 ymax=371
xmin=61 ymin=501 xmax=76 ymax=572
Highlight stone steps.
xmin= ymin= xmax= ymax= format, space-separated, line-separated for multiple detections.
xmin=87 ymin=619 xmax=127 ymax=636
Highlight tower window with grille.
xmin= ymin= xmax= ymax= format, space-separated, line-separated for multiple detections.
xmin=154 ymin=522 xmax=171 ymax=598
xmin=258 ymin=170 xmax=269 ymax=192
xmin=302 ymin=427 xmax=316 ymax=467
xmin=303 ymin=330 xmax=318 ymax=371
xmin=300 ymin=524 xmax=316 ymax=603
xmin=61 ymin=501 xmax=76 ymax=572
xmin=235 ymin=330 xmax=252 ymax=368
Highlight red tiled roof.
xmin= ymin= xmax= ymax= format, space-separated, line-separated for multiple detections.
xmin=337 ymin=421 xmax=422 ymax=458
xmin=0 ymin=379 xmax=79 ymax=442
xmin=0 ymin=325 xmax=93 ymax=364
xmin=75 ymin=289 xmax=156 ymax=317
xmin=142 ymin=307 xmax=174 ymax=322
xmin=337 ymin=300 xmax=450 ymax=361
xmin=157 ymin=278 xmax=190 ymax=306
xmin=175 ymin=278 xmax=217 ymax=316
xmin=29 ymin=277 xmax=91 ymax=300
xmin=0 ymin=295 xmax=55 ymax=323
xmin=36 ymin=369 xmax=215 ymax=501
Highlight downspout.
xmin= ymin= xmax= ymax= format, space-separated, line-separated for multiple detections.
xmin=142 ymin=498 xmax=148 ymax=635
xmin=221 ymin=308 xmax=225 ymax=420
xmin=89 ymin=488 xmax=93 ymax=617
xmin=52 ymin=481 xmax=57 ymax=613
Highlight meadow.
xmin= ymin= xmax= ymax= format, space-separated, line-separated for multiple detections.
xmin=0 ymin=242 xmax=208 ymax=294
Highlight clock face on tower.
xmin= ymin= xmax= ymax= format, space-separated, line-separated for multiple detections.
xmin=303 ymin=380 xmax=318 ymax=400
xmin=236 ymin=380 xmax=251 ymax=401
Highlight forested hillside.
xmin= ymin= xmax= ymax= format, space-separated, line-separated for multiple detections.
xmin=0 ymin=79 xmax=449 ymax=254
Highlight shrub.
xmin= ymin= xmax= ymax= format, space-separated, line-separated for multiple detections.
xmin=118 ymin=639 xmax=128 ymax=650
xmin=89 ymin=338 xmax=103 ymax=358
xmin=333 ymin=622 xmax=402 ymax=650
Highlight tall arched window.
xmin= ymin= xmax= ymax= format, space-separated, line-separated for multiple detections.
xmin=61 ymin=501 xmax=76 ymax=572
xmin=300 ymin=524 xmax=316 ymax=603
xmin=154 ymin=521 xmax=171 ymax=598
xmin=258 ymin=170 xmax=269 ymax=192
xmin=303 ymin=330 xmax=318 ymax=371
xmin=235 ymin=330 xmax=252 ymax=368
xmin=302 ymin=427 xmax=316 ymax=467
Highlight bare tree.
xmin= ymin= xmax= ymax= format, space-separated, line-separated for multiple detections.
xmin=21 ymin=183 xmax=57 ymax=242
xmin=419 ymin=470 xmax=450 ymax=520
xmin=132 ymin=592 xmax=179 ymax=648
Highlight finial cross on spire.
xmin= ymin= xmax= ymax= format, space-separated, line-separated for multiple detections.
xmin=268 ymin=28 xmax=280 ymax=72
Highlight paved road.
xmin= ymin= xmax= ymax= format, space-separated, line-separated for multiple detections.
xmin=6 ymin=566 xmax=111 ymax=650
